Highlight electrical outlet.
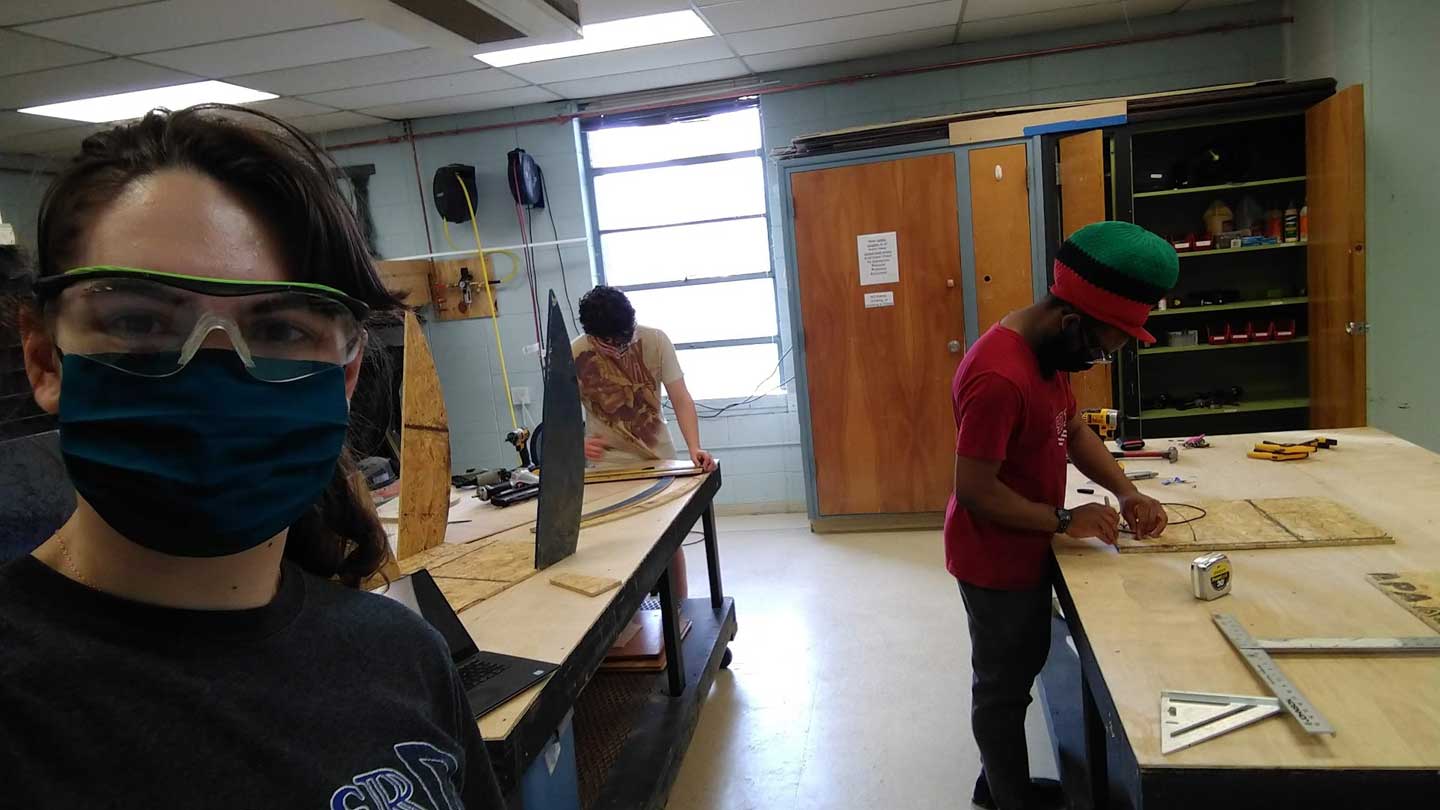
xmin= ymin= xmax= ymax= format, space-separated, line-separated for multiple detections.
xmin=523 ymin=342 xmax=541 ymax=355
xmin=511 ymin=386 xmax=532 ymax=405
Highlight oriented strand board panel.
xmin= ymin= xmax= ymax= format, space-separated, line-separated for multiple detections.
xmin=1116 ymin=497 xmax=1392 ymax=554
xmin=433 ymin=577 xmax=509 ymax=613
xmin=1366 ymin=572 xmax=1440 ymax=634
xmin=398 ymin=310 xmax=452 ymax=560
xmin=437 ymin=542 xmax=537 ymax=583
xmin=1251 ymin=496 xmax=1389 ymax=542
xmin=549 ymin=572 xmax=621 ymax=598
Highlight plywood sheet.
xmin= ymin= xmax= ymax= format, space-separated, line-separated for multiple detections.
xmin=1366 ymin=572 xmax=1440 ymax=634
xmin=583 ymin=460 xmax=702 ymax=483
xmin=1116 ymin=496 xmax=1392 ymax=554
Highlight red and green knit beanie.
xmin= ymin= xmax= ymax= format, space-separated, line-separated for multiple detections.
xmin=1051 ymin=221 xmax=1178 ymax=344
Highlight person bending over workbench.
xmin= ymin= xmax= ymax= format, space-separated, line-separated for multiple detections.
xmin=0 ymin=106 xmax=502 ymax=809
xmin=572 ymin=285 xmax=718 ymax=599
xmin=949 ymin=221 xmax=1177 ymax=810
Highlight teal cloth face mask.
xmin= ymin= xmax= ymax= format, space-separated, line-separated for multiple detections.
xmin=58 ymin=349 xmax=350 ymax=557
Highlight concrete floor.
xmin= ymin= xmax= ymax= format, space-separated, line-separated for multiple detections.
xmin=667 ymin=513 xmax=1057 ymax=810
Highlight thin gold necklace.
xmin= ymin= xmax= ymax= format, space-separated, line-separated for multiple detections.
xmin=54 ymin=531 xmax=93 ymax=587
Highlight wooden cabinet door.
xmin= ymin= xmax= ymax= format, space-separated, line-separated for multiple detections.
xmin=1306 ymin=84 xmax=1367 ymax=428
xmin=968 ymin=144 xmax=1034 ymax=333
xmin=792 ymin=154 xmax=965 ymax=515
xmin=1057 ymin=128 xmax=1114 ymax=410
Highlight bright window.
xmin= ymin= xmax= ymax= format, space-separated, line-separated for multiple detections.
xmin=583 ymin=101 xmax=781 ymax=401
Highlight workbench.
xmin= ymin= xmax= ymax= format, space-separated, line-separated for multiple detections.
xmin=421 ymin=469 xmax=734 ymax=808
xmin=1044 ymin=428 xmax=1440 ymax=809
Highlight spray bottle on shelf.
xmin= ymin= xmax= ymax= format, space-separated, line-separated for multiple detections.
xmin=1283 ymin=200 xmax=1299 ymax=243
xmin=1299 ymin=200 xmax=1309 ymax=242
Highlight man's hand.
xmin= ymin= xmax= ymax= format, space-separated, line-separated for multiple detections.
xmin=584 ymin=436 xmax=609 ymax=461
xmin=1119 ymin=491 xmax=1168 ymax=540
xmin=1066 ymin=503 xmax=1121 ymax=544
xmin=689 ymin=448 xmax=717 ymax=472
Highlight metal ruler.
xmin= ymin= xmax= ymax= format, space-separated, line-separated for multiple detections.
xmin=1160 ymin=614 xmax=1440 ymax=753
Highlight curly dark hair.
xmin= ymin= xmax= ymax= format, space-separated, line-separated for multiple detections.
xmin=578 ymin=284 xmax=636 ymax=345
xmin=22 ymin=104 xmax=400 ymax=587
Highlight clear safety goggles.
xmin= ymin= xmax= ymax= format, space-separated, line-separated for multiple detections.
xmin=36 ymin=266 xmax=369 ymax=382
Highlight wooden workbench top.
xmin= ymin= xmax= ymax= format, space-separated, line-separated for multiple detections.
xmin=1058 ymin=427 xmax=1440 ymax=770
xmin=437 ymin=473 xmax=708 ymax=741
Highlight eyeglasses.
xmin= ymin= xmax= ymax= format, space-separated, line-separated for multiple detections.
xmin=37 ymin=266 xmax=369 ymax=382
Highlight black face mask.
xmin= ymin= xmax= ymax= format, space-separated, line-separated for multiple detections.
xmin=1037 ymin=319 xmax=1112 ymax=376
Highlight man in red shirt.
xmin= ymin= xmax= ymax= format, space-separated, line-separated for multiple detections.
xmin=949 ymin=221 xmax=1177 ymax=810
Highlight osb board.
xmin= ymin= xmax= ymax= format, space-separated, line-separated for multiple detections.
xmin=1116 ymin=496 xmax=1392 ymax=554
xmin=430 ymin=256 xmax=499 ymax=321
xmin=436 ymin=541 xmax=536 ymax=583
xmin=549 ymin=572 xmax=620 ymax=598
xmin=1366 ymin=572 xmax=1440 ymax=634
xmin=398 ymin=310 xmax=450 ymax=559
xmin=433 ymin=577 xmax=509 ymax=611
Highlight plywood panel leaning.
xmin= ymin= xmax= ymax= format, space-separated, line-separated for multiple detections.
xmin=397 ymin=310 xmax=452 ymax=559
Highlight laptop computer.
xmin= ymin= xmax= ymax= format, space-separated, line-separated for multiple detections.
xmin=378 ymin=568 xmax=557 ymax=719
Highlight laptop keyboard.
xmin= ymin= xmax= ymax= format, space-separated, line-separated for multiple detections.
xmin=459 ymin=657 xmax=508 ymax=690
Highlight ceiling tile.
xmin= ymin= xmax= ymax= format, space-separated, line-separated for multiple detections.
xmin=580 ymin=0 xmax=693 ymax=24
xmin=0 ymin=30 xmax=110 ymax=78
xmin=503 ymin=37 xmax=734 ymax=84
xmin=963 ymin=0 xmax=1108 ymax=21
xmin=361 ymin=86 xmax=561 ymax=120
xmin=543 ymin=58 xmax=751 ymax=100
xmin=0 ymin=112 xmax=80 ymax=140
xmin=957 ymin=3 xmax=1128 ymax=40
xmin=700 ymin=0 xmax=945 ymax=34
xmin=299 ymin=70 xmax=527 ymax=110
xmin=286 ymin=111 xmax=389 ymax=134
xmin=242 ymin=97 xmax=337 ymax=119
xmin=0 ymin=123 xmax=112 ymax=156
xmin=229 ymin=48 xmax=481 ymax=97
xmin=136 ymin=21 xmax=420 ymax=78
xmin=16 ymin=0 xmax=357 ymax=56
xmin=0 ymin=58 xmax=198 ymax=110
xmin=741 ymin=25 xmax=955 ymax=72
xmin=0 ymin=0 xmax=147 ymax=26
xmin=726 ymin=1 xmax=961 ymax=55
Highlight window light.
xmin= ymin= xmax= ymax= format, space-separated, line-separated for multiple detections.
xmin=473 ymin=10 xmax=713 ymax=67
xmin=19 ymin=81 xmax=277 ymax=124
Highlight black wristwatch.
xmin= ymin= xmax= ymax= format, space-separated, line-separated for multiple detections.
xmin=1054 ymin=507 xmax=1073 ymax=535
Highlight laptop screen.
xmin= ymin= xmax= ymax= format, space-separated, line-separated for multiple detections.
xmin=376 ymin=570 xmax=480 ymax=663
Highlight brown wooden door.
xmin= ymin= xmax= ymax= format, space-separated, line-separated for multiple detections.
xmin=1306 ymin=85 xmax=1367 ymax=428
xmin=968 ymin=144 xmax=1034 ymax=333
xmin=792 ymin=153 xmax=964 ymax=515
xmin=1057 ymin=129 xmax=1114 ymax=410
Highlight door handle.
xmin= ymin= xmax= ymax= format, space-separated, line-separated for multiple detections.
xmin=948 ymin=340 xmax=962 ymax=353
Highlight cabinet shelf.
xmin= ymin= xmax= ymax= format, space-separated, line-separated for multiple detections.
xmin=1148 ymin=297 xmax=1308 ymax=318
xmin=1133 ymin=175 xmax=1307 ymax=198
xmin=1178 ymin=242 xmax=1307 ymax=259
xmin=1141 ymin=397 xmax=1311 ymax=420
xmin=1141 ymin=336 xmax=1309 ymax=356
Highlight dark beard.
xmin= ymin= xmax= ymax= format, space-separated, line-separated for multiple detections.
xmin=1035 ymin=325 xmax=1095 ymax=377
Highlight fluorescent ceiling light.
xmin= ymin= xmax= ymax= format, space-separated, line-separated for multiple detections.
xmin=474 ymin=10 xmax=713 ymax=67
xmin=19 ymin=81 xmax=277 ymax=124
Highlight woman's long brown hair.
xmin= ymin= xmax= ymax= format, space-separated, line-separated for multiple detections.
xmin=25 ymin=104 xmax=400 ymax=587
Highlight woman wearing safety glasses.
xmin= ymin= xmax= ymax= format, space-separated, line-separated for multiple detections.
xmin=0 ymin=107 xmax=504 ymax=809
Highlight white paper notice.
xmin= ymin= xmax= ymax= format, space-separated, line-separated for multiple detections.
xmin=856 ymin=231 xmax=899 ymax=286
xmin=864 ymin=291 xmax=895 ymax=308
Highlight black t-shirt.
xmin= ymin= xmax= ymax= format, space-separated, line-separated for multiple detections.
xmin=0 ymin=555 xmax=504 ymax=809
